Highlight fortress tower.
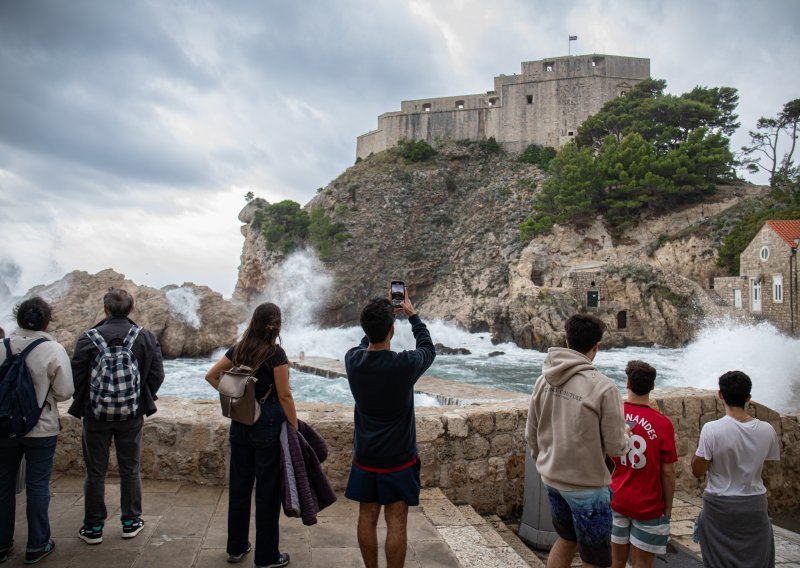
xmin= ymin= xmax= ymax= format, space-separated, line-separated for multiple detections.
xmin=356 ymin=54 xmax=650 ymax=159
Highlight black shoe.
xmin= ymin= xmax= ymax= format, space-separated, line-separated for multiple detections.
xmin=78 ymin=524 xmax=103 ymax=545
xmin=0 ymin=547 xmax=10 ymax=563
xmin=121 ymin=518 xmax=145 ymax=539
xmin=258 ymin=552 xmax=290 ymax=568
xmin=227 ymin=542 xmax=251 ymax=563
xmin=24 ymin=540 xmax=55 ymax=564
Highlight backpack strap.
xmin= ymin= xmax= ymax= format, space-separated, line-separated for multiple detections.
xmin=84 ymin=328 xmax=108 ymax=351
xmin=11 ymin=337 xmax=49 ymax=359
xmin=122 ymin=325 xmax=143 ymax=349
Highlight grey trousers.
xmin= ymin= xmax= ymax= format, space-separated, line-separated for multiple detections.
xmin=82 ymin=415 xmax=144 ymax=525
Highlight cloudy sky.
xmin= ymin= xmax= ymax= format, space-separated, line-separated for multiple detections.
xmin=1 ymin=0 xmax=798 ymax=298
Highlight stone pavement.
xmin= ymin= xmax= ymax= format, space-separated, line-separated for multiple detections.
xmin=4 ymin=476 xmax=799 ymax=567
xmin=2 ymin=475 xmax=529 ymax=567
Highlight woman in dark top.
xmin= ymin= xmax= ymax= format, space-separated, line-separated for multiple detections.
xmin=205 ymin=302 xmax=297 ymax=568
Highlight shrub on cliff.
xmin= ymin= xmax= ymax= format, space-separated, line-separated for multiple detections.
xmin=259 ymin=200 xmax=310 ymax=254
xmin=519 ymin=144 xmax=556 ymax=169
xmin=397 ymin=138 xmax=436 ymax=163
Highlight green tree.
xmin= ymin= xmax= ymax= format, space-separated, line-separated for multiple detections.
xmin=260 ymin=200 xmax=310 ymax=254
xmin=519 ymin=144 xmax=557 ymax=169
xmin=741 ymin=98 xmax=800 ymax=182
xmin=244 ymin=191 xmax=254 ymax=202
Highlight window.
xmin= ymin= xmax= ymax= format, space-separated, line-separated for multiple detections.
xmin=543 ymin=61 xmax=554 ymax=72
xmin=617 ymin=310 xmax=627 ymax=330
xmin=568 ymin=131 xmax=574 ymax=136
xmin=488 ymin=97 xmax=499 ymax=107
xmin=422 ymin=103 xmax=431 ymax=112
xmin=733 ymin=289 xmax=742 ymax=308
xmin=620 ymin=91 xmax=628 ymax=96
xmin=455 ymin=100 xmax=464 ymax=109
xmin=774 ymin=275 xmax=783 ymax=303
xmin=760 ymin=246 xmax=769 ymax=261
xmin=526 ymin=95 xmax=533 ymax=104
xmin=592 ymin=57 xmax=604 ymax=67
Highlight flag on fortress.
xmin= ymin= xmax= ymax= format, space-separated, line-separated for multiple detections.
xmin=569 ymin=35 xmax=578 ymax=40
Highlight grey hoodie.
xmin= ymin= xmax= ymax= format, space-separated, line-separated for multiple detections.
xmin=526 ymin=347 xmax=627 ymax=491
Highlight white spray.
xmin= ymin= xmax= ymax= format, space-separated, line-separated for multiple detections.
xmin=166 ymin=287 xmax=202 ymax=329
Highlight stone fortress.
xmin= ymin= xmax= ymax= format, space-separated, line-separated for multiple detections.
xmin=356 ymin=53 xmax=650 ymax=159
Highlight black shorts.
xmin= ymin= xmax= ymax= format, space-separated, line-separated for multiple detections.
xmin=344 ymin=459 xmax=421 ymax=506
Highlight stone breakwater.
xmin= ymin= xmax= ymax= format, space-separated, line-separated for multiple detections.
xmin=53 ymin=382 xmax=799 ymax=516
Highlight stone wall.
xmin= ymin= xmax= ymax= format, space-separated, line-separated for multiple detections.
xmin=54 ymin=387 xmax=800 ymax=516
xmin=356 ymin=54 xmax=650 ymax=159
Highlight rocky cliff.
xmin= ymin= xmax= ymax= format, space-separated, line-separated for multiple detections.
xmin=27 ymin=269 xmax=247 ymax=357
xmin=235 ymin=142 xmax=766 ymax=349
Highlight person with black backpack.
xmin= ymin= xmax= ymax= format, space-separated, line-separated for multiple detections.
xmin=68 ymin=288 xmax=164 ymax=546
xmin=0 ymin=297 xmax=74 ymax=565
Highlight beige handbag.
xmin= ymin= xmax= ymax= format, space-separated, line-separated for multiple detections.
xmin=218 ymin=364 xmax=274 ymax=426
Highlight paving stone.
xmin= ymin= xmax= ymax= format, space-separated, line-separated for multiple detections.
xmin=154 ymin=506 xmax=214 ymax=539
xmin=421 ymin=499 xmax=468 ymax=527
xmin=172 ymin=484 xmax=222 ymax=507
xmin=412 ymin=540 xmax=462 ymax=568
xmin=308 ymin=516 xmax=360 ymax=548
xmin=135 ymin=536 xmax=202 ymax=568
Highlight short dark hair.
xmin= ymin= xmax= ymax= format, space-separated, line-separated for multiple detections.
xmin=14 ymin=297 xmax=52 ymax=331
xmin=360 ymin=298 xmax=394 ymax=344
xmin=104 ymin=288 xmax=134 ymax=318
xmin=565 ymin=314 xmax=604 ymax=354
xmin=718 ymin=370 xmax=752 ymax=408
xmin=626 ymin=360 xmax=656 ymax=395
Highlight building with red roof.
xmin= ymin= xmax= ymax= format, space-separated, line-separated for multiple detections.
xmin=714 ymin=220 xmax=800 ymax=335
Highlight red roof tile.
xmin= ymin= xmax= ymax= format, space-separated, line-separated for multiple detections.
xmin=767 ymin=220 xmax=800 ymax=249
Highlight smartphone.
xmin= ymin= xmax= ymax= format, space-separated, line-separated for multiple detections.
xmin=390 ymin=280 xmax=405 ymax=308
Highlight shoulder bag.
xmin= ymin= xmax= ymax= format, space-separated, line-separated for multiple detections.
xmin=218 ymin=352 xmax=275 ymax=426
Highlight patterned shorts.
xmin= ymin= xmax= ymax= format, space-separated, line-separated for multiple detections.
xmin=611 ymin=511 xmax=670 ymax=554
xmin=544 ymin=484 xmax=613 ymax=567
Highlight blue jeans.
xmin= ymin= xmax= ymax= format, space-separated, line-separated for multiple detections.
xmin=82 ymin=415 xmax=144 ymax=525
xmin=228 ymin=399 xmax=285 ymax=567
xmin=0 ymin=436 xmax=58 ymax=552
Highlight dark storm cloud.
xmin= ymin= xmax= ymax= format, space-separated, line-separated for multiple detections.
xmin=0 ymin=0 xmax=217 ymax=196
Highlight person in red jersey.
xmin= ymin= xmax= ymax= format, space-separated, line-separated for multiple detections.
xmin=610 ymin=360 xmax=677 ymax=568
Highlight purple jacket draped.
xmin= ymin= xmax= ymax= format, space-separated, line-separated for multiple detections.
xmin=279 ymin=419 xmax=337 ymax=525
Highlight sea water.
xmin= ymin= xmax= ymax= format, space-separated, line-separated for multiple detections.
xmin=3 ymin=253 xmax=799 ymax=414
xmin=162 ymin=315 xmax=800 ymax=415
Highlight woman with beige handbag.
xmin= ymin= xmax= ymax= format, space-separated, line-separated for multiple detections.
xmin=205 ymin=302 xmax=297 ymax=568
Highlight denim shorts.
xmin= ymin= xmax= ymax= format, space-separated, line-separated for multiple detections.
xmin=545 ymin=484 xmax=613 ymax=567
xmin=345 ymin=459 xmax=421 ymax=506
xmin=611 ymin=511 xmax=670 ymax=554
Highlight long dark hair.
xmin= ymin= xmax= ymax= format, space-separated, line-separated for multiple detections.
xmin=232 ymin=302 xmax=281 ymax=369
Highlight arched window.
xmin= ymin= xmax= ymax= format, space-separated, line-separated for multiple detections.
xmin=760 ymin=246 xmax=769 ymax=261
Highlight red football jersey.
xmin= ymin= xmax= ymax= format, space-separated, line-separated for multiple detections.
xmin=611 ymin=402 xmax=678 ymax=520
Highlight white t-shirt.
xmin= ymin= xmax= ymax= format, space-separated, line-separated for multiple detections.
xmin=696 ymin=416 xmax=780 ymax=497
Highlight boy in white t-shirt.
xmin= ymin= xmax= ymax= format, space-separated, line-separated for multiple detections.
xmin=691 ymin=370 xmax=780 ymax=568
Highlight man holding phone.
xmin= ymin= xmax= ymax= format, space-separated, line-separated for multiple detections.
xmin=344 ymin=285 xmax=436 ymax=568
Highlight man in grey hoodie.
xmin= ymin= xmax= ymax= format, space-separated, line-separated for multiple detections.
xmin=526 ymin=314 xmax=629 ymax=568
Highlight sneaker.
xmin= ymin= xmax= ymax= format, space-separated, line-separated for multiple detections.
xmin=226 ymin=542 xmax=251 ymax=563
xmin=257 ymin=552 xmax=290 ymax=568
xmin=121 ymin=518 xmax=145 ymax=539
xmin=78 ymin=524 xmax=103 ymax=545
xmin=23 ymin=540 xmax=55 ymax=564
xmin=0 ymin=548 xmax=10 ymax=563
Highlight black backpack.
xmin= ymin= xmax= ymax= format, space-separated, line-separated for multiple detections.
xmin=0 ymin=337 xmax=50 ymax=438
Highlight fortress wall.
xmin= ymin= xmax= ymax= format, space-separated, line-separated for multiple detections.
xmin=53 ymin=388 xmax=800 ymax=516
xmin=356 ymin=54 xmax=651 ymax=159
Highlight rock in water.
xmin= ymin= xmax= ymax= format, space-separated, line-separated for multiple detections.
xmin=25 ymin=269 xmax=247 ymax=358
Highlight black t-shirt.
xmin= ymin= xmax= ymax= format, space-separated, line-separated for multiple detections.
xmin=225 ymin=345 xmax=288 ymax=399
